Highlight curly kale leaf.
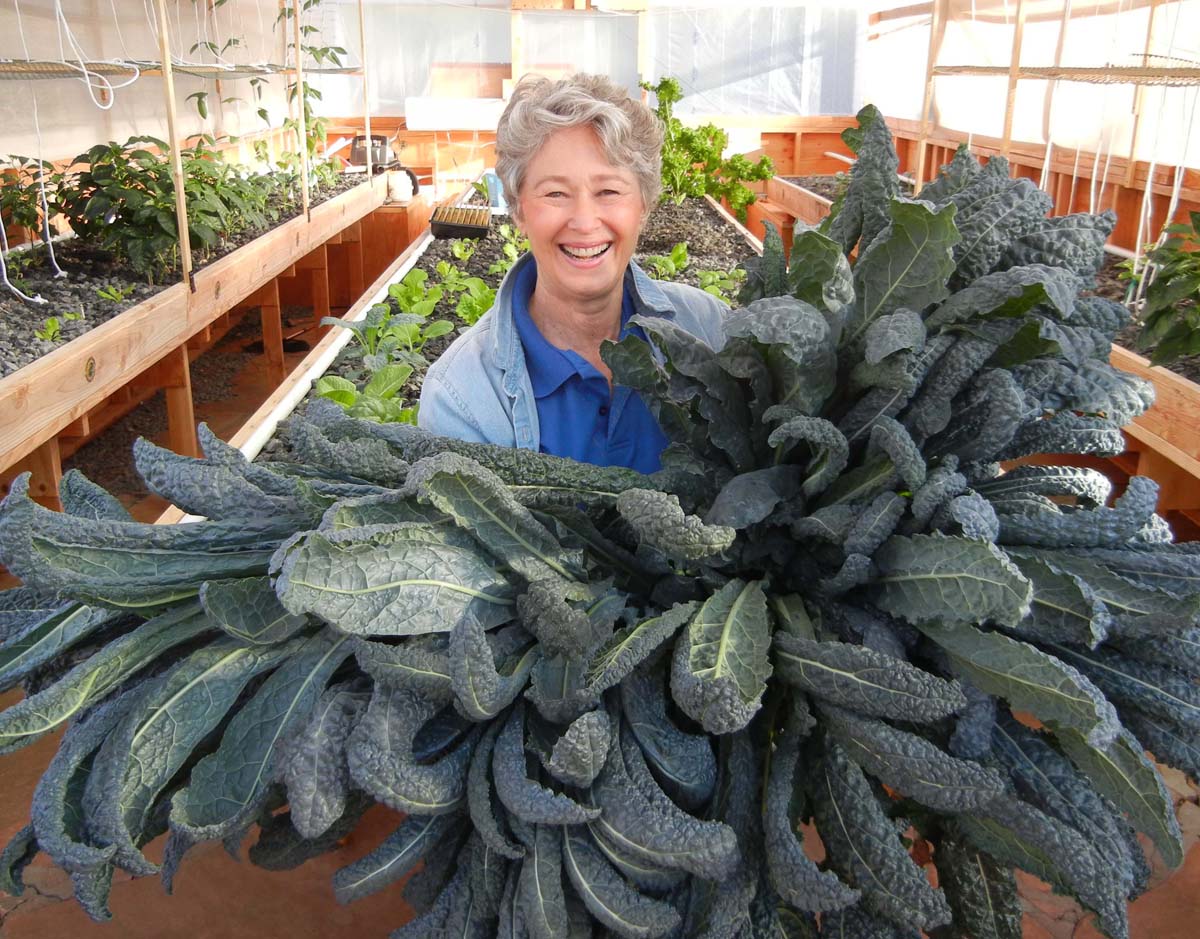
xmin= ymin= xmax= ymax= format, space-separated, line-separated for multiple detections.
xmin=671 ymin=579 xmax=773 ymax=735
xmin=772 ymin=632 xmax=966 ymax=722
xmin=809 ymin=740 xmax=952 ymax=931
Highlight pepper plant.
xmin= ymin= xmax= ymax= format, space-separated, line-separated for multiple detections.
xmin=1132 ymin=211 xmax=1200 ymax=365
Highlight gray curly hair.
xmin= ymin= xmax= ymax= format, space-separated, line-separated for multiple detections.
xmin=495 ymin=73 xmax=663 ymax=222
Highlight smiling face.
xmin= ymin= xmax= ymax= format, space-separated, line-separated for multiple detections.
xmin=515 ymin=124 xmax=647 ymax=317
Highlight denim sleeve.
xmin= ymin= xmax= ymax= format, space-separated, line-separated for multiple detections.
xmin=417 ymin=367 xmax=491 ymax=445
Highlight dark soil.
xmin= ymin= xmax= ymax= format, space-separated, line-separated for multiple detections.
xmin=0 ymin=172 xmax=362 ymax=382
xmin=782 ymin=174 xmax=915 ymax=202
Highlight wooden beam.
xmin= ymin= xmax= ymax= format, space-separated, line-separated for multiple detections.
xmin=259 ymin=279 xmax=287 ymax=386
xmin=913 ymin=0 xmax=946 ymax=194
xmin=1125 ymin=0 xmax=1162 ymax=187
xmin=292 ymin=0 xmax=311 ymax=219
xmin=0 ymin=439 xmax=63 ymax=511
xmin=153 ymin=0 xmax=194 ymax=290
xmin=1001 ymin=0 xmax=1028 ymax=159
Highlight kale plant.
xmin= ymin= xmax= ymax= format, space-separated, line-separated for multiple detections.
xmin=1 ymin=106 xmax=1198 ymax=939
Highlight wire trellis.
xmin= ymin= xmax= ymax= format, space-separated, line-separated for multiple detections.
xmin=0 ymin=59 xmax=360 ymax=81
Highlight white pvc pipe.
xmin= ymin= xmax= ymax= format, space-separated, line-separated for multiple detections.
xmin=235 ymin=230 xmax=435 ymax=462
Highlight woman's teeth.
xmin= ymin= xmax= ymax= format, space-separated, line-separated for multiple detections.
xmin=561 ymin=243 xmax=610 ymax=259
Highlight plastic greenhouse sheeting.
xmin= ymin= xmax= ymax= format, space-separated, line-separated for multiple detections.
xmin=314 ymin=0 xmax=864 ymax=120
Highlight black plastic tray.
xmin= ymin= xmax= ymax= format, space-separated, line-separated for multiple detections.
xmin=430 ymin=205 xmax=491 ymax=239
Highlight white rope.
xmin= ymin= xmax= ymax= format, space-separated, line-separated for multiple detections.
xmin=50 ymin=0 xmax=141 ymax=110
xmin=0 ymin=225 xmax=48 ymax=305
xmin=1132 ymin=0 xmax=1192 ymax=310
xmin=14 ymin=0 xmax=64 ymax=277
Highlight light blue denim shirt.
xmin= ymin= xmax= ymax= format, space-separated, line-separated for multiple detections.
xmin=418 ymin=253 xmax=728 ymax=450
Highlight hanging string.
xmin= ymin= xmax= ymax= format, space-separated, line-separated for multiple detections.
xmin=0 ymin=226 xmax=47 ymax=305
xmin=14 ymin=0 xmax=64 ymax=278
xmin=1131 ymin=0 xmax=1189 ymax=310
xmin=50 ymin=0 xmax=141 ymax=110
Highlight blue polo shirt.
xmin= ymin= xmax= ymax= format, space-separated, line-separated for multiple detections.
xmin=511 ymin=260 xmax=669 ymax=474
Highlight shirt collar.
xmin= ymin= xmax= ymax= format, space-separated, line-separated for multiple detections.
xmin=512 ymin=259 xmax=644 ymax=399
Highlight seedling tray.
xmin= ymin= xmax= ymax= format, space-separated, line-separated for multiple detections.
xmin=430 ymin=205 xmax=491 ymax=239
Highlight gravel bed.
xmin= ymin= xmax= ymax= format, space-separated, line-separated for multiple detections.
xmin=782 ymin=174 xmax=914 ymax=202
xmin=0 ymin=173 xmax=362 ymax=382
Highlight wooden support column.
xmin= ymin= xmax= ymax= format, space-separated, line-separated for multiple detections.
xmin=135 ymin=349 xmax=199 ymax=458
xmin=342 ymin=221 xmax=365 ymax=300
xmin=1040 ymin=1 xmax=1070 ymax=195
xmin=1000 ymin=0 xmax=1028 ymax=159
xmin=153 ymin=0 xmax=194 ymax=290
xmin=913 ymin=0 xmax=947 ymax=194
xmin=257 ymin=279 xmax=287 ymax=386
xmin=1125 ymin=0 xmax=1163 ymax=187
xmin=357 ymin=0 xmax=373 ymax=178
xmin=292 ymin=0 xmax=311 ymax=219
xmin=1 ymin=439 xmax=64 ymax=511
xmin=298 ymin=245 xmax=331 ymax=320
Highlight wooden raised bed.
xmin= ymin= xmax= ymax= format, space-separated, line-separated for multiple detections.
xmin=0 ymin=175 xmax=411 ymax=509
xmin=766 ymin=175 xmax=833 ymax=228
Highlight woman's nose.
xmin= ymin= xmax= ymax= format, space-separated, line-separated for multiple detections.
xmin=568 ymin=195 xmax=601 ymax=230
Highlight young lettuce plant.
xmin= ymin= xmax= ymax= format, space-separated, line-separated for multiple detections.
xmin=315 ymin=363 xmax=418 ymax=425
xmin=642 ymin=241 xmax=690 ymax=281
xmin=0 ymin=106 xmax=1197 ymax=939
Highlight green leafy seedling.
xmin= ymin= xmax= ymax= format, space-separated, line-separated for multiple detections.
xmin=96 ymin=284 xmax=136 ymax=303
xmin=644 ymin=241 xmax=690 ymax=280
xmin=455 ymin=278 xmax=496 ymax=327
xmin=450 ymin=239 xmax=477 ymax=263
xmin=35 ymin=316 xmax=62 ymax=342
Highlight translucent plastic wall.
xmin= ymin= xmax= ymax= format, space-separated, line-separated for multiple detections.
xmin=313 ymin=0 xmax=865 ymax=121
xmin=1 ymin=0 xmax=289 ymax=159
xmin=863 ymin=0 xmax=1200 ymax=174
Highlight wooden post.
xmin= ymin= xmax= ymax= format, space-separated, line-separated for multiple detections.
xmin=298 ymin=245 xmax=331 ymax=321
xmin=2 ymin=440 xmax=64 ymax=511
xmin=342 ymin=221 xmax=365 ymax=299
xmin=1040 ymin=1 xmax=1071 ymax=194
xmin=258 ymin=279 xmax=287 ymax=386
xmin=1125 ymin=0 xmax=1162 ymax=187
xmin=358 ymin=0 xmax=373 ymax=178
xmin=292 ymin=0 xmax=311 ymax=219
xmin=154 ymin=0 xmax=194 ymax=291
xmin=913 ymin=0 xmax=947 ymax=195
xmin=136 ymin=348 xmax=199 ymax=458
xmin=511 ymin=8 xmax=524 ymax=84
xmin=1000 ymin=0 xmax=1028 ymax=159
xmin=637 ymin=9 xmax=651 ymax=94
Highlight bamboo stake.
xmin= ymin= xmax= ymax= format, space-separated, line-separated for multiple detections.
xmin=357 ymin=0 xmax=373 ymax=178
xmin=153 ymin=0 xmax=194 ymax=291
xmin=1125 ymin=0 xmax=1162 ymax=188
xmin=1000 ymin=0 xmax=1027 ymax=159
xmin=913 ymin=0 xmax=946 ymax=196
xmin=292 ymin=0 xmax=310 ymax=219
xmin=1039 ymin=0 xmax=1071 ymax=194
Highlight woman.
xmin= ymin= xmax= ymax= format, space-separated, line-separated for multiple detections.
xmin=418 ymin=73 xmax=727 ymax=474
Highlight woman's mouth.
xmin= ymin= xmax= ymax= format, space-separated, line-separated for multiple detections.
xmin=560 ymin=242 xmax=612 ymax=261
